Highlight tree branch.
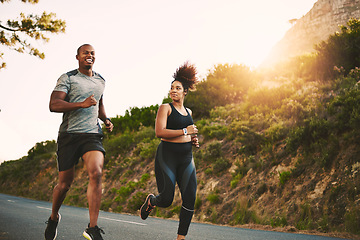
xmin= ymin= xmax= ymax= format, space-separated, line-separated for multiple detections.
xmin=0 ymin=24 xmax=17 ymax=32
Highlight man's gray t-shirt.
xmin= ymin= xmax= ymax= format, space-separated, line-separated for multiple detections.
xmin=53 ymin=69 xmax=106 ymax=134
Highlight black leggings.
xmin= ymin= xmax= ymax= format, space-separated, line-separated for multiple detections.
xmin=152 ymin=141 xmax=197 ymax=236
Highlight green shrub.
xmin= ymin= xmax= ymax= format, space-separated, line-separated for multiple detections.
xmin=207 ymin=190 xmax=221 ymax=204
xmin=202 ymin=124 xmax=228 ymax=140
xmin=270 ymin=215 xmax=287 ymax=227
xmin=296 ymin=203 xmax=315 ymax=230
xmin=230 ymin=173 xmax=243 ymax=189
xmin=138 ymin=138 xmax=160 ymax=160
xmin=206 ymin=207 xmax=219 ymax=223
xmin=194 ymin=197 xmax=202 ymax=209
xmin=128 ymin=191 xmax=147 ymax=212
xmin=279 ymin=171 xmax=292 ymax=185
xmin=345 ymin=205 xmax=360 ymax=234
xmin=232 ymin=200 xmax=259 ymax=225
xmin=213 ymin=157 xmax=231 ymax=174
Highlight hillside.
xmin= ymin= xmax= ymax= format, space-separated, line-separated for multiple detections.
xmin=1 ymin=67 xmax=360 ymax=239
xmin=263 ymin=0 xmax=360 ymax=67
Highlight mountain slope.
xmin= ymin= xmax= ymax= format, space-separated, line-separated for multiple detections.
xmin=263 ymin=0 xmax=360 ymax=67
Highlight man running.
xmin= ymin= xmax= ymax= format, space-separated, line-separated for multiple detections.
xmin=45 ymin=44 xmax=113 ymax=240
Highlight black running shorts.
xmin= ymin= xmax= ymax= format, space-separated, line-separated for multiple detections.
xmin=56 ymin=133 xmax=105 ymax=171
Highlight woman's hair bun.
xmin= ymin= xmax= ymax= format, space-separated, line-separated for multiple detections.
xmin=173 ymin=61 xmax=198 ymax=91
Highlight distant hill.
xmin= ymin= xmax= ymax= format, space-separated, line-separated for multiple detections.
xmin=262 ymin=0 xmax=360 ymax=67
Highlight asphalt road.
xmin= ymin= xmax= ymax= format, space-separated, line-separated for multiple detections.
xmin=0 ymin=193 xmax=350 ymax=240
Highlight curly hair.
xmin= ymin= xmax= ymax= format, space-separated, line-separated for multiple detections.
xmin=172 ymin=61 xmax=198 ymax=92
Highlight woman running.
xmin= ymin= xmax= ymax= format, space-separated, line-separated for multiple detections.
xmin=140 ymin=62 xmax=199 ymax=240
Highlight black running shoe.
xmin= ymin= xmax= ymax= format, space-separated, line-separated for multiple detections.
xmin=83 ymin=225 xmax=105 ymax=240
xmin=44 ymin=213 xmax=61 ymax=240
xmin=140 ymin=194 xmax=155 ymax=220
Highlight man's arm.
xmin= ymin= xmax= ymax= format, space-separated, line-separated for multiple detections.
xmin=49 ymin=91 xmax=97 ymax=113
xmin=98 ymin=97 xmax=113 ymax=132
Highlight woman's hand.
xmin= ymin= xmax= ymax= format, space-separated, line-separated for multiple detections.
xmin=186 ymin=124 xmax=198 ymax=135
xmin=191 ymin=134 xmax=200 ymax=148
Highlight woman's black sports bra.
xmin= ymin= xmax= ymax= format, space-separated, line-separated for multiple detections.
xmin=166 ymin=102 xmax=194 ymax=130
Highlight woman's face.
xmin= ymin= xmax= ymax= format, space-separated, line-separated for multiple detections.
xmin=170 ymin=81 xmax=186 ymax=101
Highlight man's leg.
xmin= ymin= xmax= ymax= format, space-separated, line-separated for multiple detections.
xmin=51 ymin=167 xmax=75 ymax=220
xmin=83 ymin=150 xmax=104 ymax=227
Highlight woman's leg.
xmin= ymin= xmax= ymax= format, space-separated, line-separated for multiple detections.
xmin=176 ymin=148 xmax=197 ymax=237
xmin=153 ymin=142 xmax=177 ymax=208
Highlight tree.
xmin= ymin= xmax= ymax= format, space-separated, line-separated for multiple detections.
xmin=0 ymin=0 xmax=66 ymax=69
xmin=185 ymin=63 xmax=254 ymax=119
xmin=315 ymin=18 xmax=360 ymax=79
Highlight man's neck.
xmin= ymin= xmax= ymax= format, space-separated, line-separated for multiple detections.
xmin=78 ymin=67 xmax=93 ymax=77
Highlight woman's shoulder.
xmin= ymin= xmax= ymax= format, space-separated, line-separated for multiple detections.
xmin=158 ymin=103 xmax=172 ymax=114
xmin=159 ymin=103 xmax=171 ymax=109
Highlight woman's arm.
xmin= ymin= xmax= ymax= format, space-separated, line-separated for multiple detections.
xmin=155 ymin=104 xmax=197 ymax=139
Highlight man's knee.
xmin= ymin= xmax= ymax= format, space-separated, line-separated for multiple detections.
xmin=56 ymin=181 xmax=72 ymax=193
xmin=89 ymin=168 xmax=102 ymax=184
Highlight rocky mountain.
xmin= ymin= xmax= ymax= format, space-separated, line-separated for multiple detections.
xmin=263 ymin=0 xmax=360 ymax=67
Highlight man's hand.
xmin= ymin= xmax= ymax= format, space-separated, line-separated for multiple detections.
xmin=82 ymin=94 xmax=97 ymax=108
xmin=104 ymin=119 xmax=114 ymax=132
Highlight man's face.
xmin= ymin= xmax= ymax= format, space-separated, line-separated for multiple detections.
xmin=76 ymin=45 xmax=95 ymax=70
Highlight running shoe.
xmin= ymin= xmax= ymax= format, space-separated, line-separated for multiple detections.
xmin=44 ymin=213 xmax=61 ymax=240
xmin=140 ymin=194 xmax=155 ymax=220
xmin=83 ymin=225 xmax=105 ymax=240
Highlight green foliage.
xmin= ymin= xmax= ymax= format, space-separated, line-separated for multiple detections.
xmin=328 ymin=83 xmax=360 ymax=133
xmin=296 ymin=203 xmax=315 ymax=230
xmin=206 ymin=207 xmax=219 ymax=223
xmin=127 ymin=191 xmax=147 ymax=212
xmin=185 ymin=63 xmax=255 ymax=118
xmin=194 ymin=196 xmax=202 ymax=209
xmin=27 ymin=140 xmax=56 ymax=160
xmin=105 ymin=131 xmax=134 ymax=158
xmin=206 ymin=190 xmax=221 ymax=204
xmin=114 ymin=174 xmax=150 ymax=205
xmin=201 ymin=123 xmax=228 ymax=140
xmin=230 ymin=173 xmax=243 ymax=189
xmin=0 ymin=1 xmax=66 ymax=69
xmin=345 ymin=205 xmax=360 ymax=234
xmin=270 ymin=215 xmax=288 ymax=227
xmin=279 ymin=171 xmax=292 ymax=185
xmin=109 ymin=105 xmax=158 ymax=135
xmin=232 ymin=199 xmax=259 ymax=225
xmin=229 ymin=122 xmax=264 ymax=155
xmin=199 ymin=141 xmax=231 ymax=174
xmin=315 ymin=18 xmax=360 ymax=79
xmin=136 ymin=138 xmax=160 ymax=160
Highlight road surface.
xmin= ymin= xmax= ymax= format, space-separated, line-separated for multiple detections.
xmin=0 ymin=193 xmax=350 ymax=240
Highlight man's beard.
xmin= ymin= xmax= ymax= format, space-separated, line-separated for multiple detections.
xmin=84 ymin=64 xmax=92 ymax=70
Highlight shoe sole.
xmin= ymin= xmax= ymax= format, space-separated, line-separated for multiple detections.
xmin=140 ymin=194 xmax=154 ymax=220
xmin=45 ymin=213 xmax=61 ymax=240
xmin=83 ymin=231 xmax=92 ymax=240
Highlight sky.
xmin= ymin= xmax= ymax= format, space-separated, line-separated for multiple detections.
xmin=0 ymin=0 xmax=318 ymax=162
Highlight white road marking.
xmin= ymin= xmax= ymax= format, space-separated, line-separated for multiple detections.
xmin=37 ymin=206 xmax=52 ymax=210
xmin=35 ymin=206 xmax=146 ymax=226
xmin=7 ymin=200 xmax=15 ymax=203
xmin=100 ymin=216 xmax=147 ymax=226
